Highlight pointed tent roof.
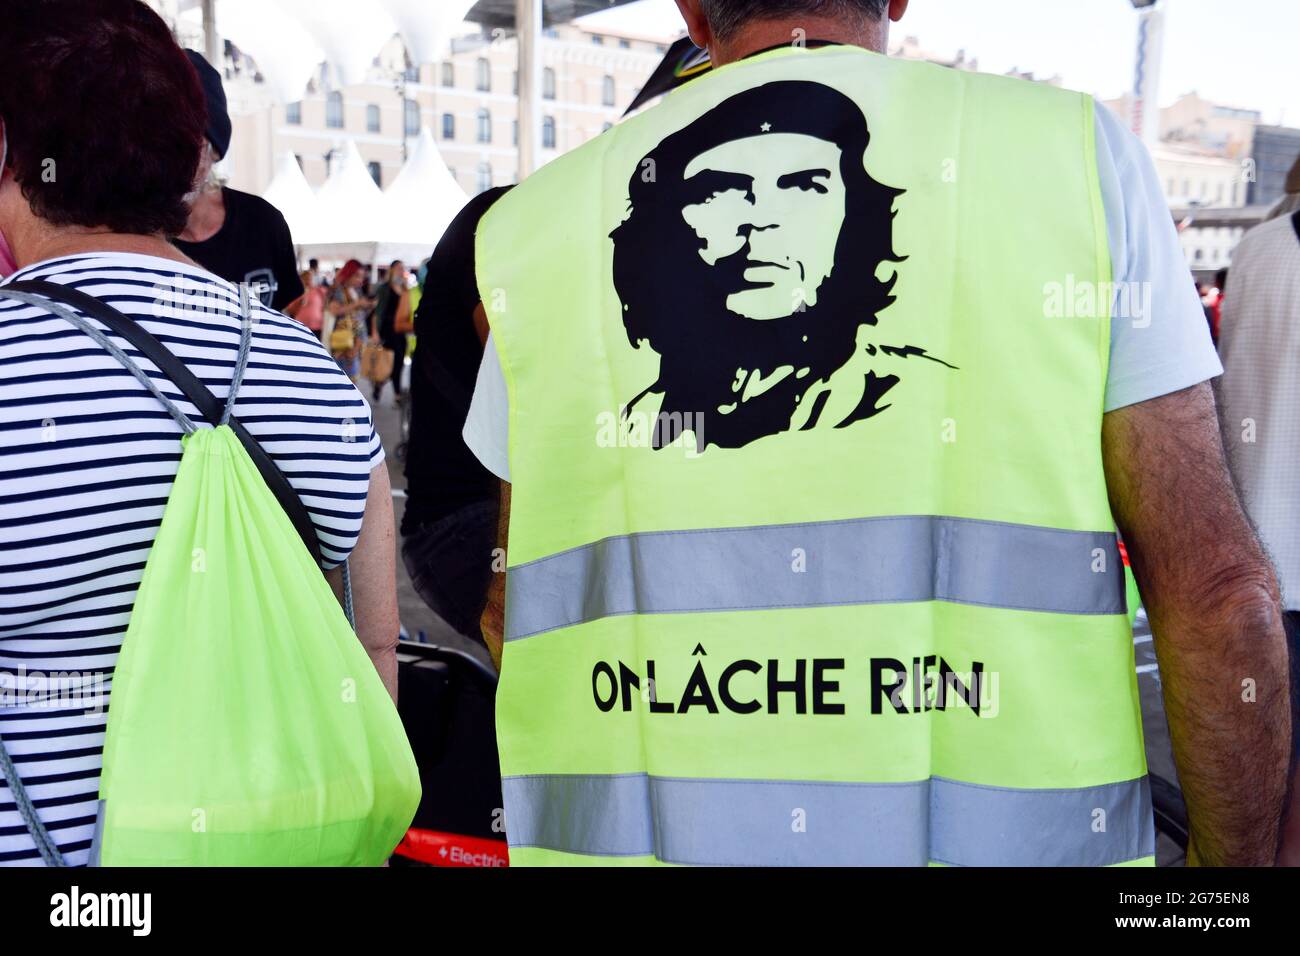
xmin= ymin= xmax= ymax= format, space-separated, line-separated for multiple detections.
xmin=262 ymin=151 xmax=325 ymax=245
xmin=312 ymin=140 xmax=387 ymax=245
xmin=381 ymin=129 xmax=470 ymax=248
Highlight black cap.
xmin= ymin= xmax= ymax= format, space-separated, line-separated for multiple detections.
xmin=184 ymin=49 xmax=232 ymax=160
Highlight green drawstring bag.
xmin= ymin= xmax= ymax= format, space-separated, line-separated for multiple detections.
xmin=95 ymin=423 xmax=419 ymax=866
xmin=0 ymin=283 xmax=420 ymax=866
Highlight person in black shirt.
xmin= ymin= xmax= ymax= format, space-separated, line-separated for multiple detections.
xmin=370 ymin=259 xmax=409 ymax=403
xmin=401 ymin=187 xmax=511 ymax=645
xmin=172 ymin=51 xmax=303 ymax=312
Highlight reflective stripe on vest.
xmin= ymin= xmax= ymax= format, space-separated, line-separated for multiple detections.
xmin=503 ymin=773 xmax=1155 ymax=866
xmin=505 ymin=515 xmax=1127 ymax=641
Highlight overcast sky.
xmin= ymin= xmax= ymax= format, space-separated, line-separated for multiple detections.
xmin=580 ymin=0 xmax=1298 ymax=125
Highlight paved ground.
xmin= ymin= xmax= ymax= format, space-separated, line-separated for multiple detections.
xmin=370 ymin=367 xmax=1185 ymax=865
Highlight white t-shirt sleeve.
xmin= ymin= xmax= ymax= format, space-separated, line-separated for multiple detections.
xmin=1093 ymin=102 xmax=1223 ymax=412
xmin=463 ymin=332 xmax=512 ymax=481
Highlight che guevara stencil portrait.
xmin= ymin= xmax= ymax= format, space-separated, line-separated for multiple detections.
xmin=612 ymin=80 xmax=956 ymax=452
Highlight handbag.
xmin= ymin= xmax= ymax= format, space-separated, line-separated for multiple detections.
xmin=362 ymin=340 xmax=394 ymax=383
xmin=330 ymin=320 xmax=357 ymax=354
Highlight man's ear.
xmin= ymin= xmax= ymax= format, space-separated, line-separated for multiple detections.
xmin=673 ymin=0 xmax=713 ymax=51
xmin=889 ymin=0 xmax=910 ymax=22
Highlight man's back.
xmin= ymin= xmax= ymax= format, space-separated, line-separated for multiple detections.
xmin=1218 ymin=211 xmax=1300 ymax=610
xmin=471 ymin=45 xmax=1146 ymax=866
xmin=466 ymin=4 xmax=1292 ymax=867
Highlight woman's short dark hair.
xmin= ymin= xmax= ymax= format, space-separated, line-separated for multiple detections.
xmin=700 ymin=0 xmax=889 ymax=39
xmin=0 ymin=0 xmax=208 ymax=236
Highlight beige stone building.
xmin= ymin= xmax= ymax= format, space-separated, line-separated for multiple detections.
xmin=222 ymin=21 xmax=674 ymax=199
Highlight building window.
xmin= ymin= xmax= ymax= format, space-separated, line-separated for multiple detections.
xmin=441 ymin=62 xmax=454 ymax=88
xmin=543 ymin=67 xmax=556 ymax=100
xmin=476 ymin=57 xmax=491 ymax=92
xmin=477 ymin=162 xmax=493 ymax=194
xmin=404 ymin=98 xmax=421 ymax=135
xmin=326 ymin=91 xmax=344 ymax=129
xmin=602 ymin=75 xmax=615 ymax=107
xmin=513 ymin=70 xmax=518 ymax=95
xmin=367 ymin=161 xmax=382 ymax=187
xmin=366 ymin=104 xmax=380 ymax=133
xmin=442 ymin=112 xmax=455 ymax=140
xmin=543 ymin=115 xmax=556 ymax=149
xmin=591 ymin=35 xmax=604 ymax=45
xmin=405 ymin=64 xmax=419 ymax=83
xmin=512 ymin=119 xmax=518 ymax=146
xmin=618 ymin=38 xmax=630 ymax=49
xmin=477 ymin=108 xmax=492 ymax=144
xmin=286 ymin=101 xmax=302 ymax=125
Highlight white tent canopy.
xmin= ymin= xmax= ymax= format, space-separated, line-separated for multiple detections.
xmin=180 ymin=0 xmax=477 ymax=101
xmin=380 ymin=129 xmax=470 ymax=249
xmin=271 ymin=139 xmax=453 ymax=266
xmin=312 ymin=140 xmax=386 ymax=245
xmin=262 ymin=150 xmax=325 ymax=245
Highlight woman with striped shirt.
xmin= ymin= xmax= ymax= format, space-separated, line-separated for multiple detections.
xmin=0 ymin=0 xmax=401 ymax=865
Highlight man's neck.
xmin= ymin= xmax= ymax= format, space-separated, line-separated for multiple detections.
xmin=177 ymin=185 xmax=226 ymax=244
xmin=709 ymin=14 xmax=887 ymax=66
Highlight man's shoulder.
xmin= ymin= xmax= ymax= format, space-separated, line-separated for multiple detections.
xmin=1236 ymin=212 xmax=1300 ymax=257
xmin=224 ymin=187 xmax=290 ymax=228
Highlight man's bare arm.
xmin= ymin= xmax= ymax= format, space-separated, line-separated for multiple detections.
xmin=1103 ymin=382 xmax=1292 ymax=865
xmin=481 ymin=480 xmax=510 ymax=671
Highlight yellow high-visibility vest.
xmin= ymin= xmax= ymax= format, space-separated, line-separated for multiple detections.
xmin=477 ymin=44 xmax=1149 ymax=866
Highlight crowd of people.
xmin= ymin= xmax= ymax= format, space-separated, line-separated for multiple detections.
xmin=0 ymin=0 xmax=1297 ymax=869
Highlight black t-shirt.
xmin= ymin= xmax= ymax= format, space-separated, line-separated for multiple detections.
xmin=173 ymin=187 xmax=304 ymax=312
xmin=402 ymin=186 xmax=512 ymax=533
xmin=373 ymin=282 xmax=405 ymax=344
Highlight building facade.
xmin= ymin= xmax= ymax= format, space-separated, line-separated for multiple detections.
xmin=223 ymin=21 xmax=671 ymax=199
xmin=1249 ymin=125 xmax=1300 ymax=207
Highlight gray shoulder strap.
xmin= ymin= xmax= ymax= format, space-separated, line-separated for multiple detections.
xmin=0 ymin=288 xmax=200 ymax=434
xmin=220 ymin=283 xmax=255 ymax=426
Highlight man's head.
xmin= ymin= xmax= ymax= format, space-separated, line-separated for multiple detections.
xmin=675 ymin=0 xmax=909 ymax=64
xmin=389 ymin=260 xmax=407 ymax=283
xmin=184 ymin=50 xmax=233 ymax=161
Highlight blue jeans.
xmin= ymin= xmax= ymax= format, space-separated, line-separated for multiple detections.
xmin=401 ymin=499 xmax=499 ymax=644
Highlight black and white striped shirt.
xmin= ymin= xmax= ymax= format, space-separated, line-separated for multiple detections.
xmin=0 ymin=253 xmax=383 ymax=866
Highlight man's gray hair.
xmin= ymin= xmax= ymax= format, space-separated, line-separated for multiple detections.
xmin=699 ymin=0 xmax=890 ymax=40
